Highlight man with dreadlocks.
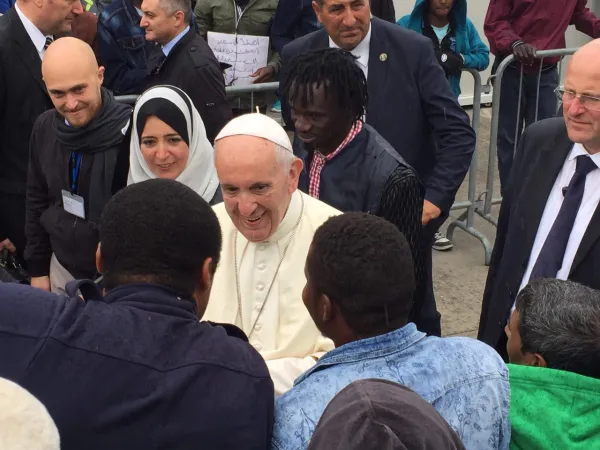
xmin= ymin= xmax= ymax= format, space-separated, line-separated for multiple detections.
xmin=283 ymin=47 xmax=425 ymax=322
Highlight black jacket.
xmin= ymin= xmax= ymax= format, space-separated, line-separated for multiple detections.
xmin=24 ymin=110 xmax=130 ymax=279
xmin=281 ymin=18 xmax=475 ymax=213
xmin=478 ymin=118 xmax=600 ymax=352
xmin=0 ymin=8 xmax=53 ymax=242
xmin=146 ymin=28 xmax=232 ymax=143
xmin=0 ymin=281 xmax=274 ymax=450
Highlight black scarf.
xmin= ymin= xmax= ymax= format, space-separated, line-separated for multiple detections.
xmin=53 ymin=87 xmax=132 ymax=227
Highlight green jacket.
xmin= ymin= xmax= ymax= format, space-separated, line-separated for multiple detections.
xmin=509 ymin=364 xmax=600 ymax=450
xmin=194 ymin=0 xmax=280 ymax=73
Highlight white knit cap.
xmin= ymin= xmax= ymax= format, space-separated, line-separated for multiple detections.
xmin=0 ymin=378 xmax=60 ymax=450
xmin=215 ymin=113 xmax=293 ymax=152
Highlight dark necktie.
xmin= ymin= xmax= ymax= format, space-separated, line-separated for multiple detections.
xmin=529 ymin=154 xmax=598 ymax=280
xmin=43 ymin=36 xmax=53 ymax=51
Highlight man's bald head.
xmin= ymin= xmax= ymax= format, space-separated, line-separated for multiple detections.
xmin=42 ymin=38 xmax=105 ymax=128
xmin=563 ymin=39 xmax=600 ymax=153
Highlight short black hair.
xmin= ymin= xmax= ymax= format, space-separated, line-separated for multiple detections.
xmin=282 ymin=48 xmax=368 ymax=124
xmin=99 ymin=179 xmax=222 ymax=297
xmin=308 ymin=213 xmax=415 ymax=335
xmin=516 ymin=278 xmax=600 ymax=379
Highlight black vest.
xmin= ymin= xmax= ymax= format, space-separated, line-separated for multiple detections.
xmin=297 ymin=124 xmax=420 ymax=214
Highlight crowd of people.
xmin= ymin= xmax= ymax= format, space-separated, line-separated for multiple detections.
xmin=0 ymin=0 xmax=600 ymax=448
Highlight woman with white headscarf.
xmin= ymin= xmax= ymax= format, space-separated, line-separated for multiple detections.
xmin=128 ymin=85 xmax=221 ymax=204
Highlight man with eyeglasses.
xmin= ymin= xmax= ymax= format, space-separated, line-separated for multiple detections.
xmin=478 ymin=40 xmax=600 ymax=359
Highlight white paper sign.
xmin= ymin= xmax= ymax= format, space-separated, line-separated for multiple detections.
xmin=207 ymin=32 xmax=270 ymax=86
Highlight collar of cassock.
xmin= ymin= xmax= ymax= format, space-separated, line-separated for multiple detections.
xmin=263 ymin=190 xmax=303 ymax=244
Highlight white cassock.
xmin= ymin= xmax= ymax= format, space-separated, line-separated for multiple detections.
xmin=203 ymin=190 xmax=341 ymax=395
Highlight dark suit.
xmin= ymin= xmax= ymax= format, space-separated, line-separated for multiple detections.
xmin=478 ymin=118 xmax=600 ymax=355
xmin=146 ymin=28 xmax=232 ymax=143
xmin=0 ymin=8 xmax=53 ymax=260
xmin=281 ymin=18 xmax=476 ymax=336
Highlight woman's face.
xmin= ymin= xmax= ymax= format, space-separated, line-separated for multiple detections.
xmin=140 ymin=115 xmax=190 ymax=179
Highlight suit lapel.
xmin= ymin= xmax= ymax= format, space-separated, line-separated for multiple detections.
xmin=520 ymin=126 xmax=573 ymax=256
xmin=8 ymin=8 xmax=47 ymax=95
xmin=571 ymin=196 xmax=600 ymax=274
xmin=365 ymin=19 xmax=388 ymax=124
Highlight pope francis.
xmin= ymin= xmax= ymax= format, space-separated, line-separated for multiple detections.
xmin=203 ymin=113 xmax=340 ymax=395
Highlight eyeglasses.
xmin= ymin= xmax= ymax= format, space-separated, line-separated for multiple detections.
xmin=555 ymin=86 xmax=600 ymax=112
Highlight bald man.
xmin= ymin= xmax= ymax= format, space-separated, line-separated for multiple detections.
xmin=479 ymin=39 xmax=600 ymax=357
xmin=0 ymin=0 xmax=82 ymax=264
xmin=25 ymin=37 xmax=132 ymax=293
xmin=204 ymin=113 xmax=340 ymax=395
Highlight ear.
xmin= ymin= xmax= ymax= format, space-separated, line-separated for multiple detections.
xmin=98 ymin=66 xmax=105 ymax=85
xmin=531 ymin=353 xmax=547 ymax=368
xmin=34 ymin=0 xmax=44 ymax=8
xmin=174 ymin=10 xmax=185 ymax=27
xmin=288 ymin=157 xmax=304 ymax=194
xmin=312 ymin=1 xmax=323 ymax=23
xmin=95 ymin=243 xmax=103 ymax=274
xmin=321 ymin=294 xmax=334 ymax=323
xmin=199 ymin=257 xmax=213 ymax=292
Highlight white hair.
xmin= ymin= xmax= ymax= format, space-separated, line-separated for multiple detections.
xmin=0 ymin=378 xmax=60 ymax=450
xmin=274 ymin=144 xmax=298 ymax=172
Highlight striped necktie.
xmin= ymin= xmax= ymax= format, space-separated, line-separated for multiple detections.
xmin=43 ymin=36 xmax=54 ymax=51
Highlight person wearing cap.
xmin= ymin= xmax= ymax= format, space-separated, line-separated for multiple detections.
xmin=202 ymin=113 xmax=341 ymax=395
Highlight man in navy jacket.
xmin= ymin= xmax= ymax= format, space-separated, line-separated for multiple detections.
xmin=281 ymin=0 xmax=476 ymax=336
xmin=0 ymin=179 xmax=274 ymax=450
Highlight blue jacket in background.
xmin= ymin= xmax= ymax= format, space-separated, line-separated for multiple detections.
xmin=271 ymin=0 xmax=321 ymax=55
xmin=398 ymin=0 xmax=489 ymax=97
xmin=0 ymin=281 xmax=274 ymax=450
xmin=97 ymin=0 xmax=157 ymax=95
xmin=0 ymin=0 xmax=15 ymax=14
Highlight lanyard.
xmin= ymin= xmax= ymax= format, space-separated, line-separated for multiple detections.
xmin=71 ymin=152 xmax=82 ymax=193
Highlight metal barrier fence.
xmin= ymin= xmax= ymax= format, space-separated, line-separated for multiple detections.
xmin=477 ymin=48 xmax=577 ymax=258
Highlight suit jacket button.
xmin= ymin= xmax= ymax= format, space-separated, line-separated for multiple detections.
xmin=190 ymin=47 xmax=196 ymax=52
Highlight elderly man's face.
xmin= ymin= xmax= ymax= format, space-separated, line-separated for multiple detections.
xmin=41 ymin=0 xmax=83 ymax=35
xmin=313 ymin=0 xmax=371 ymax=51
xmin=215 ymin=136 xmax=302 ymax=242
xmin=140 ymin=0 xmax=182 ymax=45
xmin=563 ymin=54 xmax=600 ymax=152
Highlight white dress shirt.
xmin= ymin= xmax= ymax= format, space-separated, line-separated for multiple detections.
xmin=519 ymin=143 xmax=600 ymax=292
xmin=329 ymin=24 xmax=372 ymax=79
xmin=204 ymin=191 xmax=341 ymax=395
xmin=14 ymin=4 xmax=52 ymax=60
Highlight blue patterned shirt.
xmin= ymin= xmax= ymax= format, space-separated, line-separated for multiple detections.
xmin=272 ymin=323 xmax=510 ymax=450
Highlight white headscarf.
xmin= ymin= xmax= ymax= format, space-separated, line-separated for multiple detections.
xmin=128 ymin=85 xmax=219 ymax=203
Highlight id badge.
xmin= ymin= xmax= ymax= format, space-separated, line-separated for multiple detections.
xmin=62 ymin=189 xmax=86 ymax=219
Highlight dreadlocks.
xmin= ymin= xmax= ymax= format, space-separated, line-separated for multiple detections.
xmin=282 ymin=48 xmax=368 ymax=123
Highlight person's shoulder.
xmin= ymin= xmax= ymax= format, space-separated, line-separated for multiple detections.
xmin=212 ymin=202 xmax=231 ymax=224
xmin=185 ymin=33 xmax=219 ymax=68
xmin=300 ymin=191 xmax=342 ymax=221
xmin=31 ymin=110 xmax=56 ymax=136
xmin=432 ymin=336 xmax=509 ymax=377
xmin=0 ymin=283 xmax=69 ymax=335
xmin=373 ymin=17 xmax=431 ymax=48
xmin=282 ymin=28 xmax=323 ymax=58
xmin=197 ymin=321 xmax=272 ymax=379
xmin=523 ymin=117 xmax=566 ymax=142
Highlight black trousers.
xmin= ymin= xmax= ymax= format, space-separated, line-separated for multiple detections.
xmin=411 ymin=214 xmax=444 ymax=337
xmin=0 ymin=193 xmax=27 ymax=265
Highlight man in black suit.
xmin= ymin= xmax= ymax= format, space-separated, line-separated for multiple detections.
xmin=281 ymin=0 xmax=476 ymax=336
xmin=479 ymin=40 xmax=600 ymax=358
xmin=140 ymin=0 xmax=232 ymax=143
xmin=0 ymin=0 xmax=83 ymax=263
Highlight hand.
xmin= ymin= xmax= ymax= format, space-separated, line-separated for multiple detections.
xmin=0 ymin=238 xmax=16 ymax=254
xmin=31 ymin=276 xmax=51 ymax=292
xmin=434 ymin=50 xmax=463 ymax=76
xmin=422 ymin=200 xmax=442 ymax=226
xmin=513 ymin=43 xmax=537 ymax=66
xmin=250 ymin=66 xmax=275 ymax=84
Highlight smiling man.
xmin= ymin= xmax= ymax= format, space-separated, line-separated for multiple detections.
xmin=202 ymin=113 xmax=340 ymax=395
xmin=141 ymin=0 xmax=231 ymax=142
xmin=479 ymin=40 xmax=600 ymax=358
xmin=25 ymin=37 xmax=131 ymax=294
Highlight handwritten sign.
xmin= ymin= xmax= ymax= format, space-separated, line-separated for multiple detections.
xmin=207 ymin=32 xmax=270 ymax=86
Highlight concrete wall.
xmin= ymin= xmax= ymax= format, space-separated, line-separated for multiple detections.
xmin=391 ymin=0 xmax=600 ymax=104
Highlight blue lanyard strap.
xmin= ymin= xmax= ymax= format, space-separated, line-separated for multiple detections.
xmin=71 ymin=152 xmax=82 ymax=193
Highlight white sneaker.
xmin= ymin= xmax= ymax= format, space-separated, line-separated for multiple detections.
xmin=432 ymin=232 xmax=453 ymax=251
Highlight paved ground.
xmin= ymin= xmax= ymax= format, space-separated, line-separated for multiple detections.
xmin=435 ymin=107 xmax=500 ymax=338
